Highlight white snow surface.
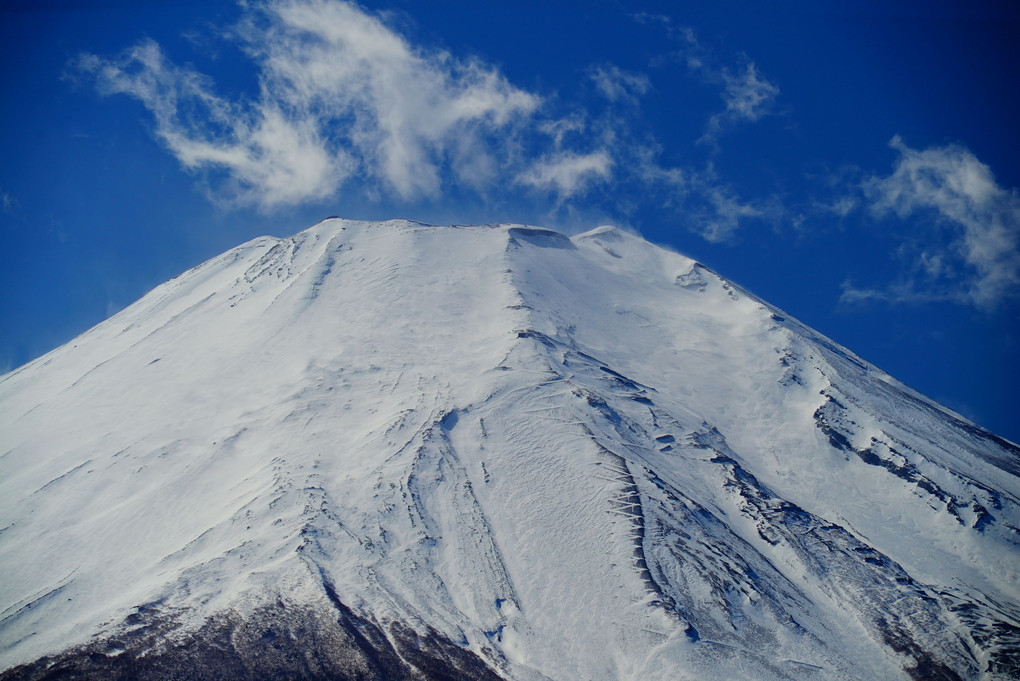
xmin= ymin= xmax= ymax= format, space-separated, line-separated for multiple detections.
xmin=1 ymin=219 xmax=1018 ymax=680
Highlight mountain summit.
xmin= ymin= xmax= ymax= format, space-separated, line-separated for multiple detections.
xmin=1 ymin=219 xmax=1018 ymax=680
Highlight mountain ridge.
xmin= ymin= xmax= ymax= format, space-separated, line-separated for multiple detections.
xmin=1 ymin=218 xmax=1018 ymax=680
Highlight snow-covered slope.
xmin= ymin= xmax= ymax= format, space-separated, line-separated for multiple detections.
xmin=1 ymin=219 xmax=1018 ymax=681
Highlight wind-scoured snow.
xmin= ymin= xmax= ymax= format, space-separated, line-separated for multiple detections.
xmin=1 ymin=219 xmax=1018 ymax=680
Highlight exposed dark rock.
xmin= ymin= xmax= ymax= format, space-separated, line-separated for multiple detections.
xmin=1 ymin=597 xmax=503 ymax=681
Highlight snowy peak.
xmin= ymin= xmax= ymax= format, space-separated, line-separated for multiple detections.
xmin=1 ymin=219 xmax=1018 ymax=681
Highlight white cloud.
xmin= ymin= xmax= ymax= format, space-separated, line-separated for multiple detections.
xmin=589 ymin=65 xmax=650 ymax=105
xmin=80 ymin=39 xmax=347 ymax=209
xmin=75 ymin=1 xmax=786 ymax=238
xmin=721 ymin=63 xmax=778 ymax=121
xmin=700 ymin=62 xmax=779 ymax=145
xmin=538 ymin=114 xmax=587 ymax=150
xmin=854 ymin=137 xmax=1020 ymax=308
xmin=78 ymin=0 xmax=539 ymax=209
xmin=517 ymin=151 xmax=613 ymax=201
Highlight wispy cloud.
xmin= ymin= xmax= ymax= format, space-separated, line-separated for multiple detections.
xmin=635 ymin=152 xmax=773 ymax=243
xmin=844 ymin=137 xmax=1020 ymax=308
xmin=77 ymin=0 xmax=539 ymax=210
xmin=701 ymin=63 xmax=779 ymax=145
xmin=650 ymin=24 xmax=779 ymax=146
xmin=692 ymin=178 xmax=766 ymax=242
xmin=589 ymin=64 xmax=650 ymax=105
xmin=538 ymin=115 xmax=587 ymax=150
xmin=1 ymin=189 xmax=18 ymax=215
xmin=517 ymin=151 xmax=613 ymax=201
xmin=615 ymin=19 xmax=784 ymax=239
xmin=75 ymin=0 xmax=784 ymax=243
xmin=814 ymin=195 xmax=859 ymax=219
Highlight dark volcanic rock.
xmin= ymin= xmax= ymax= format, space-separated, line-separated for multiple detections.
xmin=1 ymin=598 xmax=503 ymax=681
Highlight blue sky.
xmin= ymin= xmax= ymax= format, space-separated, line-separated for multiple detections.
xmin=2 ymin=0 xmax=1018 ymax=442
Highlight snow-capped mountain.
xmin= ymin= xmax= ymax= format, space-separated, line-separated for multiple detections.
xmin=1 ymin=219 xmax=1017 ymax=681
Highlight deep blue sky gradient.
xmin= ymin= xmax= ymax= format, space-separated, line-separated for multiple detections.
xmin=1 ymin=0 xmax=1018 ymax=441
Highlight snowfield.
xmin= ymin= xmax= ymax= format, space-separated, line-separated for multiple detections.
xmin=1 ymin=219 xmax=1018 ymax=680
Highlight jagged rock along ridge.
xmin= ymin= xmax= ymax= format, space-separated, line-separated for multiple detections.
xmin=1 ymin=219 xmax=1018 ymax=680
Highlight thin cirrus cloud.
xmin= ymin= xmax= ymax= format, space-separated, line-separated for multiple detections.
xmin=634 ymin=155 xmax=768 ymax=243
xmin=1 ymin=189 xmax=18 ymax=215
xmin=700 ymin=62 xmax=780 ymax=146
xmin=640 ymin=20 xmax=780 ymax=146
xmin=517 ymin=151 xmax=613 ymax=201
xmin=691 ymin=169 xmax=768 ymax=242
xmin=589 ymin=64 xmax=651 ymax=105
xmin=843 ymin=136 xmax=1020 ymax=309
xmin=76 ymin=0 xmax=540 ymax=210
